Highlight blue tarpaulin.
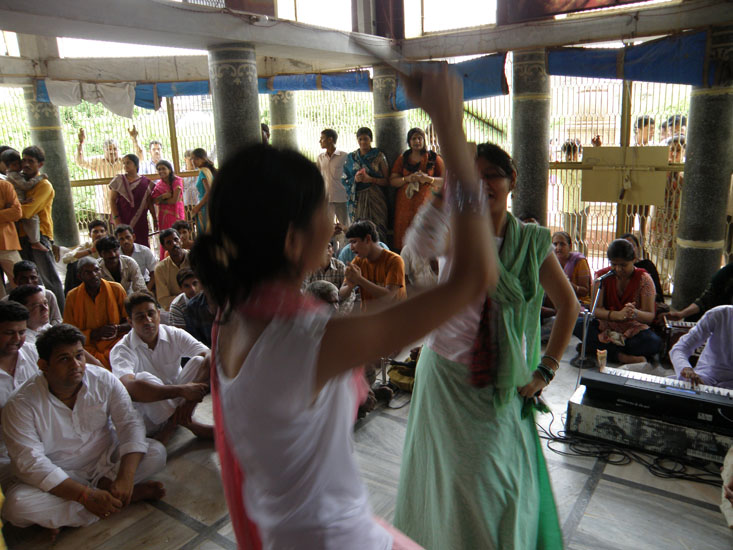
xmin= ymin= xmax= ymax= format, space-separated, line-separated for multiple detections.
xmin=394 ymin=53 xmax=508 ymax=111
xmin=548 ymin=31 xmax=710 ymax=86
xmin=37 ymin=71 xmax=372 ymax=110
xmin=134 ymin=81 xmax=211 ymax=109
xmin=257 ymin=71 xmax=371 ymax=93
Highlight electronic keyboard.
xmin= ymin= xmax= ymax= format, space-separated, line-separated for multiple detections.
xmin=579 ymin=366 xmax=733 ymax=434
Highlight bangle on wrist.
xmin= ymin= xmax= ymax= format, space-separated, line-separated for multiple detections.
xmin=536 ymin=363 xmax=554 ymax=384
xmin=541 ymin=354 xmax=560 ymax=371
xmin=78 ymin=486 xmax=90 ymax=505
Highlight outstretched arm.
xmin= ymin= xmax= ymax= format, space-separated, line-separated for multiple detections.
xmin=317 ymin=64 xmax=498 ymax=391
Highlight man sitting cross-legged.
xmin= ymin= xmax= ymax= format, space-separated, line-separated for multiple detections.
xmin=110 ymin=292 xmax=212 ymax=442
xmin=1 ymin=324 xmax=166 ymax=530
xmin=95 ymin=236 xmax=146 ymax=295
xmin=341 ymin=220 xmax=406 ymax=415
xmin=63 ymin=256 xmax=131 ymax=369
xmin=0 ymin=302 xmax=39 ymax=488
xmin=0 ymin=260 xmax=62 ymax=325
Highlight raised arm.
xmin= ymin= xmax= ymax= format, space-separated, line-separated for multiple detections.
xmin=75 ymin=128 xmax=92 ymax=169
xmin=317 ymin=64 xmax=498 ymax=390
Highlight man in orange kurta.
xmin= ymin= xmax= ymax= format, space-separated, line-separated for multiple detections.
xmin=342 ymin=220 xmax=406 ymax=312
xmin=62 ymin=257 xmax=130 ymax=369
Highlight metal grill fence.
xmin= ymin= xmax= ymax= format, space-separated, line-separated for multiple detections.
xmin=0 ymin=75 xmax=729 ymax=293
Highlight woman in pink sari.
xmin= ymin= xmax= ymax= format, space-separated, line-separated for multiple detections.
xmin=152 ymin=160 xmax=185 ymax=259
xmin=109 ymin=154 xmax=157 ymax=247
xmin=190 ymin=66 xmax=498 ymax=550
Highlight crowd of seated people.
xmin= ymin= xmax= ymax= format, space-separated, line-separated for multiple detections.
xmin=3 ymin=106 xmax=728 ymax=545
xmin=0 ymin=139 xmax=216 ymax=535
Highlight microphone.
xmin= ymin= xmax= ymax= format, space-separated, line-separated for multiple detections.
xmin=595 ymin=270 xmax=615 ymax=283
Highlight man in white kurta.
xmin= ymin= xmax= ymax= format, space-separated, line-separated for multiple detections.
xmin=110 ymin=292 xmax=210 ymax=438
xmin=671 ymin=305 xmax=733 ymax=388
xmin=1 ymin=324 xmax=166 ymax=529
xmin=0 ymin=301 xmax=39 ymax=488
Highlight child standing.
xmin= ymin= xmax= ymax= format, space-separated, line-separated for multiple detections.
xmin=0 ymin=149 xmax=46 ymax=252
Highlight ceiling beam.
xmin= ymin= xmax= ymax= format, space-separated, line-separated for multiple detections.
xmin=402 ymin=0 xmax=733 ymax=59
xmin=0 ymin=0 xmax=391 ymax=68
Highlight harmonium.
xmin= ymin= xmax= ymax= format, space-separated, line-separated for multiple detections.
xmin=566 ymin=366 xmax=733 ymax=463
xmin=661 ymin=319 xmax=697 ymax=362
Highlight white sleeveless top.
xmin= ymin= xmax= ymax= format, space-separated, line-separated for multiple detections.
xmin=216 ymin=310 xmax=392 ymax=550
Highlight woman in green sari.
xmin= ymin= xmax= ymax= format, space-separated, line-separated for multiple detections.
xmin=394 ymin=143 xmax=579 ymax=549
xmin=342 ymin=127 xmax=389 ymax=241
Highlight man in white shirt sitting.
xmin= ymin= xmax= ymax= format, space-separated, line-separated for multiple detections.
xmin=8 ymin=284 xmax=52 ymax=345
xmin=1 ymin=260 xmax=62 ymax=325
xmin=96 ymin=236 xmax=146 ymax=295
xmin=115 ymin=224 xmax=157 ymax=291
xmin=2 ymin=324 xmax=166 ymax=530
xmin=671 ymin=305 xmax=733 ymax=388
xmin=110 ymin=292 xmax=211 ymax=442
xmin=0 ymin=301 xmax=39 ymax=488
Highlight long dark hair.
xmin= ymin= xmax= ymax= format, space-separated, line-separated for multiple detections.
xmin=607 ymin=238 xmax=635 ymax=262
xmin=476 ymin=143 xmax=516 ymax=179
xmin=191 ymin=148 xmax=218 ymax=177
xmin=156 ymin=160 xmax=175 ymax=184
xmin=406 ymin=127 xmax=427 ymax=154
xmin=190 ymin=144 xmax=325 ymax=311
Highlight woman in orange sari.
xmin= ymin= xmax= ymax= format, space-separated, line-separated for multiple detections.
xmin=390 ymin=128 xmax=444 ymax=250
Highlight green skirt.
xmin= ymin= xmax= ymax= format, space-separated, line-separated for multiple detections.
xmin=394 ymin=347 xmax=563 ymax=550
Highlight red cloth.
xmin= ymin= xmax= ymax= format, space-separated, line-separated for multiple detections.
xmin=209 ymin=283 xmax=369 ymax=550
xmin=595 ymin=266 xmax=647 ymax=311
xmin=469 ymin=296 xmax=498 ymax=388
xmin=210 ymin=312 xmax=262 ymax=550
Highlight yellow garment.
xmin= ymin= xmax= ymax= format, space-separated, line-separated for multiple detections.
xmin=0 ymin=179 xmax=21 ymax=251
xmin=154 ymin=253 xmax=191 ymax=310
xmin=352 ymin=249 xmax=406 ymax=310
xmin=63 ymin=279 xmax=126 ymax=369
xmin=19 ymin=178 xmax=54 ymax=239
xmin=0 ymin=485 xmax=5 ymax=550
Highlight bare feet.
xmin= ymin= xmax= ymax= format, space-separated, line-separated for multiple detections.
xmin=30 ymin=241 xmax=49 ymax=252
xmin=182 ymin=420 xmax=214 ymax=440
xmin=49 ymin=527 xmax=61 ymax=543
xmin=130 ymin=480 xmax=166 ymax=503
xmin=617 ymin=352 xmax=645 ymax=364
xmin=152 ymin=418 xmax=177 ymax=445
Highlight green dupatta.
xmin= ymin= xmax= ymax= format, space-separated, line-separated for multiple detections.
xmin=491 ymin=213 xmax=552 ymax=408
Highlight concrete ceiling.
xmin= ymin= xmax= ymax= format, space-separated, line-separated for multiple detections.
xmin=0 ymin=0 xmax=731 ymax=80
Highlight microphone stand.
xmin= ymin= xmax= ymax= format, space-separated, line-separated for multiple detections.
xmin=575 ymin=276 xmax=607 ymax=388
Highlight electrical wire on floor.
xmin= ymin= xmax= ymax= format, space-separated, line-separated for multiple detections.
xmin=536 ymin=409 xmax=723 ymax=487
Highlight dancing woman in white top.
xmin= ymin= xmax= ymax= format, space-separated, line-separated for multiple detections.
xmin=191 ymin=66 xmax=499 ymax=550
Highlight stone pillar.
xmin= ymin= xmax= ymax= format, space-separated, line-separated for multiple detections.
xmin=269 ymin=91 xmax=298 ymax=150
xmin=23 ymin=88 xmax=78 ymax=248
xmin=672 ymin=28 xmax=733 ymax=309
xmin=208 ymin=43 xmax=261 ymax=165
xmin=511 ymin=50 xmax=551 ymax=224
xmin=16 ymin=34 xmax=78 ymax=247
xmin=372 ymin=66 xmax=408 ymax=247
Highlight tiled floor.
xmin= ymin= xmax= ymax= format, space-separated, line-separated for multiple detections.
xmin=4 ymin=340 xmax=732 ymax=549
